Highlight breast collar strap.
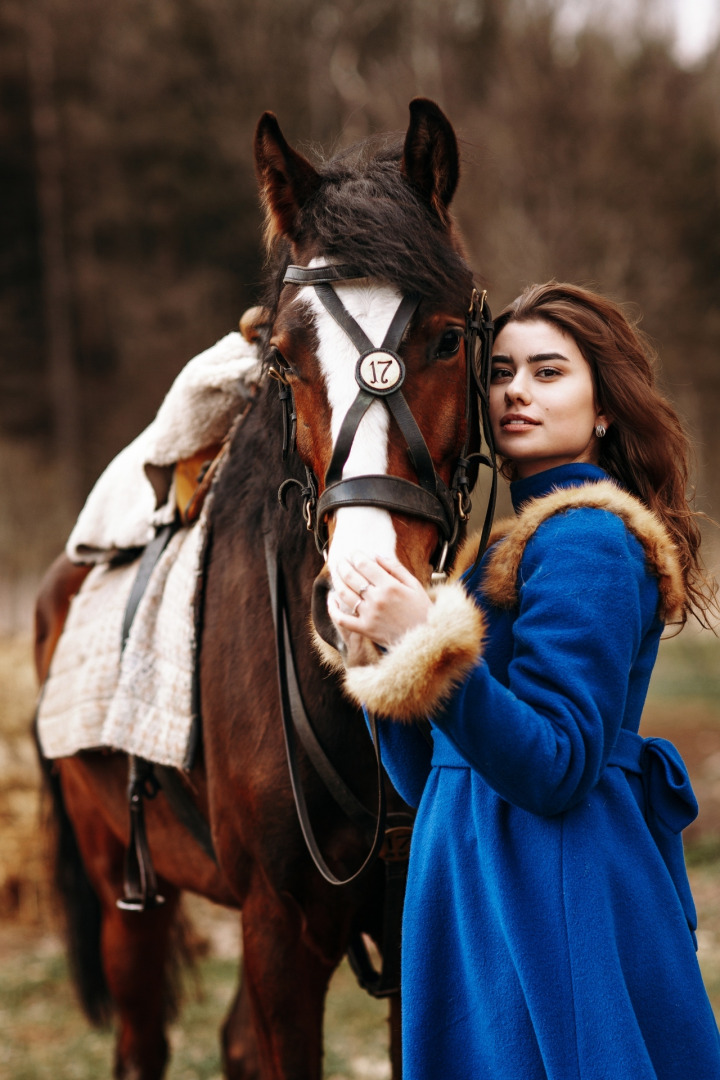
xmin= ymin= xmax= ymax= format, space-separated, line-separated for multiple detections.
xmin=279 ymin=263 xmax=496 ymax=575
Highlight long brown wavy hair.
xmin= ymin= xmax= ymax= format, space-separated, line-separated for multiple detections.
xmin=493 ymin=281 xmax=718 ymax=629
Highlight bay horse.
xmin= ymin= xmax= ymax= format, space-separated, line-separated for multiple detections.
xmin=35 ymin=98 xmax=489 ymax=1079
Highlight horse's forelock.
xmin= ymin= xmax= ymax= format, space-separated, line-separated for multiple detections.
xmin=263 ymin=136 xmax=473 ymax=308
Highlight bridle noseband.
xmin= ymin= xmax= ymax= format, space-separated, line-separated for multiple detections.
xmin=274 ymin=264 xmax=496 ymax=579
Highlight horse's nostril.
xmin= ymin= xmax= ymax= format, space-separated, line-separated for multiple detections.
xmin=311 ymin=573 xmax=340 ymax=650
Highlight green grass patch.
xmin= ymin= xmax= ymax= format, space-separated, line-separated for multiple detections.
xmin=648 ymin=634 xmax=720 ymax=709
xmin=686 ymin=833 xmax=720 ymax=868
xmin=0 ymin=935 xmax=391 ymax=1079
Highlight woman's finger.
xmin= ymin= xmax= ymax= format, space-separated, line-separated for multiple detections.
xmin=335 ymin=557 xmax=372 ymax=597
xmin=333 ymin=577 xmax=366 ymax=616
xmin=329 ymin=590 xmax=365 ymax=631
xmin=375 ymin=552 xmax=427 ymax=589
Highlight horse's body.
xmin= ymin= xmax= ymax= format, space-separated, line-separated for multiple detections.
xmin=36 ymin=100 xmax=483 ymax=1079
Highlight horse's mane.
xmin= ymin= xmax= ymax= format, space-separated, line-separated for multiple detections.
xmin=211 ymin=383 xmax=307 ymax=550
xmin=261 ymin=134 xmax=474 ymax=319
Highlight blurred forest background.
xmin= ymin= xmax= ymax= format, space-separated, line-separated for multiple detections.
xmin=2 ymin=4 xmax=720 ymax=1072
xmin=2 ymin=0 xmax=720 ymax=631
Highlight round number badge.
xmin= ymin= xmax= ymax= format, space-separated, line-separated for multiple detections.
xmin=356 ymin=350 xmax=405 ymax=395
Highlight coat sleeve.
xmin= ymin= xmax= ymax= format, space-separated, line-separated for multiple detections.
xmin=432 ymin=508 xmax=658 ymax=816
xmin=364 ymin=707 xmax=433 ymax=809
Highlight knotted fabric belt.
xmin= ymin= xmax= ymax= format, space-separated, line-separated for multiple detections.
xmin=608 ymin=727 xmax=698 ymax=835
xmin=609 ymin=726 xmax=699 ymax=944
xmin=429 ymin=725 xmax=699 ymax=941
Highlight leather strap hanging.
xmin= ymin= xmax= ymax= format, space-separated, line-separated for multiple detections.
xmin=263 ymin=525 xmax=411 ymax=996
xmin=263 ymin=526 xmax=387 ymax=886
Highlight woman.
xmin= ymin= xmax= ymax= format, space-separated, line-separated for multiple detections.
xmin=328 ymin=283 xmax=720 ymax=1080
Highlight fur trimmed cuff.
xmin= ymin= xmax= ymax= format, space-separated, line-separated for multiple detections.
xmin=341 ymin=581 xmax=485 ymax=722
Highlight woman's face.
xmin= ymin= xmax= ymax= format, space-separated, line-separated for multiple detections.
xmin=490 ymin=319 xmax=609 ymax=480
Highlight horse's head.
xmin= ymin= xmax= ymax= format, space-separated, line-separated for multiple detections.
xmin=254 ymin=99 xmax=488 ymax=666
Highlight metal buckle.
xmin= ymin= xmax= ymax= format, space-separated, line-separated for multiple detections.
xmin=431 ymin=540 xmax=450 ymax=584
xmin=379 ymin=825 xmax=413 ymax=863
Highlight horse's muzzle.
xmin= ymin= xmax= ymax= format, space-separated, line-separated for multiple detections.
xmin=311 ymin=570 xmax=342 ymax=652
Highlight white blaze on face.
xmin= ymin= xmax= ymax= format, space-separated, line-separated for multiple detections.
xmin=298 ymin=272 xmax=403 ymax=602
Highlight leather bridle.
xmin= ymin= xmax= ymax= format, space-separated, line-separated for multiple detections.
xmin=273 ymin=263 xmax=497 ymax=579
xmin=262 ymin=265 xmax=496 ymax=994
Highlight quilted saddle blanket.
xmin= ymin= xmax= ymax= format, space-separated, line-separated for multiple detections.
xmin=37 ymin=328 xmax=263 ymax=769
xmin=36 ymin=507 xmax=208 ymax=769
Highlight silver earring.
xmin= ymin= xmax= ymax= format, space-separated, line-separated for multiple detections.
xmin=595 ymin=424 xmax=607 ymax=438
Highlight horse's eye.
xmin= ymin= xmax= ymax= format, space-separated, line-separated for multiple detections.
xmin=435 ymin=329 xmax=463 ymax=360
xmin=268 ymin=346 xmax=292 ymax=382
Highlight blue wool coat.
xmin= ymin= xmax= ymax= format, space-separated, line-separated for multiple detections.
xmin=361 ymin=463 xmax=720 ymax=1080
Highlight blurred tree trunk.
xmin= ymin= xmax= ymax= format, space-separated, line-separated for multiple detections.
xmin=409 ymin=0 xmax=444 ymax=100
xmin=24 ymin=3 xmax=82 ymax=511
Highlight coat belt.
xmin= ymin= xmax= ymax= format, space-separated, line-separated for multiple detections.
xmin=608 ymin=727 xmax=698 ymax=834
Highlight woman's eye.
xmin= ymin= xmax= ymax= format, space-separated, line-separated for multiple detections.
xmin=536 ymin=366 xmax=561 ymax=378
xmin=490 ymin=366 xmax=512 ymax=381
xmin=435 ymin=329 xmax=463 ymax=359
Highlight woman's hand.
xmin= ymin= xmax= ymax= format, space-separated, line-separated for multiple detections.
xmin=329 ymin=552 xmax=432 ymax=651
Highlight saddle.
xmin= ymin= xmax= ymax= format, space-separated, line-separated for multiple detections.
xmin=175 ymin=442 xmax=229 ymax=524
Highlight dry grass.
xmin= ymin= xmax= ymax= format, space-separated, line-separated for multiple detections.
xmin=0 ymin=636 xmax=48 ymax=921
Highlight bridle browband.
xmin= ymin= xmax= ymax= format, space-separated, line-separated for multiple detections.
xmin=274 ymin=263 xmax=497 ymax=579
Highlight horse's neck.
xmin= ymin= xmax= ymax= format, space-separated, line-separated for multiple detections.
xmin=211 ymin=382 xmax=319 ymax=597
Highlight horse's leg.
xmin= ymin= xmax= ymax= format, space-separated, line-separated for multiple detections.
xmin=221 ymin=959 xmax=261 ymax=1080
xmin=60 ymin=761 xmax=182 ymax=1080
xmin=389 ymin=995 xmax=402 ymax=1079
xmin=239 ymin=881 xmax=338 ymax=1080
xmin=104 ymin=891 xmax=183 ymax=1080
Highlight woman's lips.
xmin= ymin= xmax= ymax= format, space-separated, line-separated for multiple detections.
xmin=501 ymin=414 xmax=540 ymax=428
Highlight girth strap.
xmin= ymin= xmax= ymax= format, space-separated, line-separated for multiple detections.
xmin=121 ymin=522 xmax=176 ymax=652
xmin=153 ymin=765 xmax=217 ymax=863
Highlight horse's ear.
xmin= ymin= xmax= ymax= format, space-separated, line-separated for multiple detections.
xmin=401 ymin=98 xmax=459 ymax=223
xmin=239 ymin=305 xmax=271 ymax=344
xmin=254 ymin=112 xmax=321 ymax=246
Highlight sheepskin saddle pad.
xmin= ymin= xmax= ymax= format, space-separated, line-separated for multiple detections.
xmin=36 ymin=508 xmax=209 ymax=770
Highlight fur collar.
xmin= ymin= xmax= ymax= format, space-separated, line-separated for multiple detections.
xmin=322 ymin=479 xmax=684 ymax=722
xmin=454 ymin=479 xmax=685 ymax=623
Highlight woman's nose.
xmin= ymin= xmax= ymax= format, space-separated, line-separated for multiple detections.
xmin=505 ymin=374 xmax=531 ymax=404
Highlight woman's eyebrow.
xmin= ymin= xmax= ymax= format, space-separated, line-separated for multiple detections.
xmin=491 ymin=351 xmax=571 ymax=364
xmin=528 ymin=351 xmax=570 ymax=363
